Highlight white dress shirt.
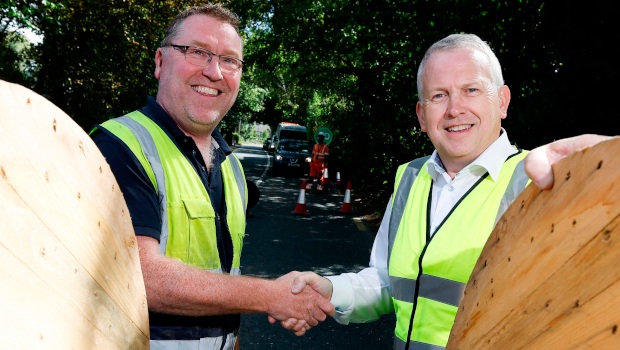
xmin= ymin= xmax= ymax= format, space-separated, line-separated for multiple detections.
xmin=326 ymin=129 xmax=518 ymax=324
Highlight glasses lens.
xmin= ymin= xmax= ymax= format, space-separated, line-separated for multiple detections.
xmin=185 ymin=48 xmax=212 ymax=66
xmin=219 ymin=56 xmax=242 ymax=74
xmin=179 ymin=46 xmax=242 ymax=74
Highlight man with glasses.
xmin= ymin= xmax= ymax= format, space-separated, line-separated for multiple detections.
xmin=90 ymin=4 xmax=333 ymax=350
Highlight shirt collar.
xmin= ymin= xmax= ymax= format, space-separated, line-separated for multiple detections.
xmin=425 ymin=128 xmax=517 ymax=182
xmin=426 ymin=151 xmax=447 ymax=182
xmin=140 ymin=97 xmax=232 ymax=156
xmin=211 ymin=128 xmax=232 ymax=155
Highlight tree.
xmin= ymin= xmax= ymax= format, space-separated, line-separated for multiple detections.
xmin=233 ymin=0 xmax=618 ymax=204
xmin=2 ymin=0 xmax=617 ymax=208
xmin=2 ymin=0 xmax=209 ymax=127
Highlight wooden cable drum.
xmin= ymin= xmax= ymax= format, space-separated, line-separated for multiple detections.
xmin=448 ymin=137 xmax=620 ymax=350
xmin=0 ymin=80 xmax=149 ymax=349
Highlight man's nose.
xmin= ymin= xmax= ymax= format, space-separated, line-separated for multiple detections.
xmin=446 ymin=93 xmax=465 ymax=118
xmin=202 ymin=57 xmax=223 ymax=81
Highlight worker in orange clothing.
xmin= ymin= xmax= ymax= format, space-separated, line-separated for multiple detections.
xmin=307 ymin=132 xmax=329 ymax=191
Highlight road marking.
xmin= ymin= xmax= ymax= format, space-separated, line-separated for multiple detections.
xmin=255 ymin=153 xmax=271 ymax=189
xmin=233 ymin=149 xmax=271 ymax=189
xmin=353 ymin=217 xmax=367 ymax=231
xmin=236 ymin=153 xmax=268 ymax=160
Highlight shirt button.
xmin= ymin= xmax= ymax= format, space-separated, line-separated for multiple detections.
xmin=184 ymin=138 xmax=188 ymax=142
xmin=192 ymin=150 xmax=196 ymax=156
xmin=448 ymin=185 xmax=454 ymax=192
xmin=202 ymin=166 xmax=206 ymax=172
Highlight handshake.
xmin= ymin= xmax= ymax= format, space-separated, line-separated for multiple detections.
xmin=266 ymin=271 xmax=334 ymax=336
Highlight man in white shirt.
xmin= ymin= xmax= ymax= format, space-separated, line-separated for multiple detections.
xmin=272 ymin=33 xmax=609 ymax=347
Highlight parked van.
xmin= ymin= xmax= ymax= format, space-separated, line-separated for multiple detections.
xmin=269 ymin=122 xmax=308 ymax=153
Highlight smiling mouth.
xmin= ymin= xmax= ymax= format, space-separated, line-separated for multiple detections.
xmin=446 ymin=124 xmax=473 ymax=133
xmin=192 ymin=85 xmax=219 ymax=96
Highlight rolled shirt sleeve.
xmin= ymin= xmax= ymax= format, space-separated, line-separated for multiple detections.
xmin=326 ymin=197 xmax=394 ymax=324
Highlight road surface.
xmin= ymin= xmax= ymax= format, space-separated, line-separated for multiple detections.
xmin=235 ymin=145 xmax=395 ymax=349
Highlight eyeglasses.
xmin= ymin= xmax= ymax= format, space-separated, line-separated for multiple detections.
xmin=165 ymin=44 xmax=244 ymax=74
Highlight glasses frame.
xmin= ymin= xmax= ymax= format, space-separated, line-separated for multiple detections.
xmin=166 ymin=44 xmax=244 ymax=73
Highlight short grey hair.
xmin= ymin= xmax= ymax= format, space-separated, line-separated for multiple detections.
xmin=160 ymin=4 xmax=241 ymax=49
xmin=416 ymin=34 xmax=504 ymax=103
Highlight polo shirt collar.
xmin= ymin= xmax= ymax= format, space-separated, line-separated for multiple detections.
xmin=141 ymin=97 xmax=232 ymax=156
xmin=425 ymin=128 xmax=517 ymax=182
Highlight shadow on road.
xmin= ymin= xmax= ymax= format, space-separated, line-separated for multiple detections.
xmin=235 ymin=148 xmax=396 ymax=349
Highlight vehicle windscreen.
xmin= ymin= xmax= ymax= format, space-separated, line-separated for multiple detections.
xmin=279 ymin=141 xmax=309 ymax=152
xmin=279 ymin=130 xmax=307 ymax=141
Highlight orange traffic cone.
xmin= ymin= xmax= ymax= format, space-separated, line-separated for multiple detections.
xmin=321 ymin=164 xmax=330 ymax=188
xmin=336 ymin=167 xmax=342 ymax=186
xmin=340 ymin=181 xmax=353 ymax=214
xmin=292 ymin=180 xmax=310 ymax=216
xmin=321 ymin=165 xmax=329 ymax=185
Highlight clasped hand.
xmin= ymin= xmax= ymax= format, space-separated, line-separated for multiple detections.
xmin=267 ymin=271 xmax=334 ymax=336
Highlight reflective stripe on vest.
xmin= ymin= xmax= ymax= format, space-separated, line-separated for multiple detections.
xmin=389 ymin=274 xmax=465 ymax=307
xmin=494 ymin=158 xmax=528 ymax=227
xmin=313 ymin=143 xmax=328 ymax=161
xmin=150 ymin=331 xmax=238 ymax=350
xmin=114 ymin=115 xmax=171 ymax=253
xmin=394 ymin=337 xmax=445 ymax=350
xmin=387 ymin=150 xmax=530 ymax=350
xmin=387 ymin=156 xmax=430 ymax=269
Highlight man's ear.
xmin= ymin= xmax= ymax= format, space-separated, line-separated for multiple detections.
xmin=498 ymin=85 xmax=511 ymax=119
xmin=154 ymin=48 xmax=164 ymax=80
xmin=416 ymin=101 xmax=427 ymax=132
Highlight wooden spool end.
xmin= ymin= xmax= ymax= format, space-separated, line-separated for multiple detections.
xmin=448 ymin=137 xmax=620 ymax=350
xmin=0 ymin=80 xmax=149 ymax=349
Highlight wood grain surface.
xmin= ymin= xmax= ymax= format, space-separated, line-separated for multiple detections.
xmin=447 ymin=137 xmax=620 ymax=350
xmin=0 ymin=80 xmax=149 ymax=349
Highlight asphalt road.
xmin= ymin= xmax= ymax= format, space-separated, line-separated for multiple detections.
xmin=234 ymin=145 xmax=395 ymax=349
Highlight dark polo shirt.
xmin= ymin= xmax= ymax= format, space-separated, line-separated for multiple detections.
xmin=92 ymin=96 xmax=239 ymax=338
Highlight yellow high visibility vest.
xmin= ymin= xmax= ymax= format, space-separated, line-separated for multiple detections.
xmin=93 ymin=111 xmax=247 ymax=272
xmin=388 ymin=150 xmax=529 ymax=350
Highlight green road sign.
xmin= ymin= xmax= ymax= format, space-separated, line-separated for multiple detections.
xmin=314 ymin=127 xmax=333 ymax=145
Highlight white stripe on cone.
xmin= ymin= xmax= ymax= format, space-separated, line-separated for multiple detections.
xmin=293 ymin=180 xmax=309 ymax=215
xmin=323 ymin=167 xmax=329 ymax=179
xmin=340 ymin=181 xmax=353 ymax=213
xmin=298 ymin=189 xmax=306 ymax=204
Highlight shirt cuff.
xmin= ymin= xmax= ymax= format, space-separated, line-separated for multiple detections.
xmin=326 ymin=275 xmax=355 ymax=324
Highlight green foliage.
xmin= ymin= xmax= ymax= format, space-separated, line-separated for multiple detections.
xmin=239 ymin=122 xmax=254 ymax=140
xmin=2 ymin=0 xmax=208 ymax=128
xmin=2 ymin=0 xmax=617 ymax=206
xmin=221 ymin=77 xmax=269 ymax=135
xmin=0 ymin=31 xmax=37 ymax=86
xmin=231 ymin=0 xmax=618 ymax=203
